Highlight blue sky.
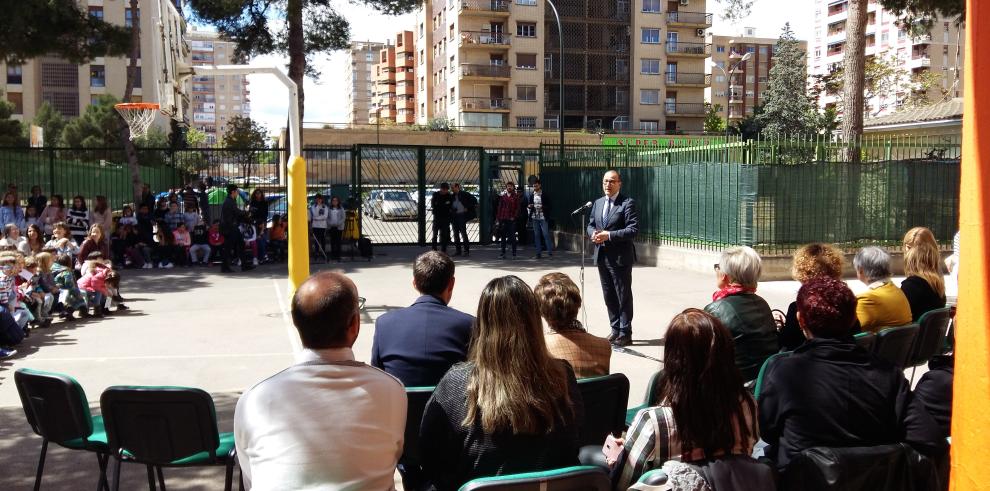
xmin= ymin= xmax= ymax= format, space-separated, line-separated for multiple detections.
xmin=237 ymin=0 xmax=817 ymax=135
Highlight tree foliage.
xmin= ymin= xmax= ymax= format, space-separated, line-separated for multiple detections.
xmin=1 ymin=0 xmax=131 ymax=64
xmin=730 ymin=105 xmax=765 ymax=140
xmin=704 ymin=104 xmax=726 ymax=134
xmin=223 ymin=116 xmax=269 ymax=149
xmin=33 ymin=102 xmax=67 ymax=148
xmin=60 ymin=95 xmax=123 ymax=149
xmin=0 ymin=96 xmax=28 ymax=147
xmin=758 ymin=24 xmax=816 ymax=136
xmin=879 ymin=0 xmax=964 ymax=34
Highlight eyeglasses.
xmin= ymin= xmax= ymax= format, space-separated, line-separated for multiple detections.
xmin=713 ymin=263 xmax=720 ymax=271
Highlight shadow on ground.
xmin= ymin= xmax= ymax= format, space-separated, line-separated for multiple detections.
xmin=0 ymin=392 xmax=242 ymax=491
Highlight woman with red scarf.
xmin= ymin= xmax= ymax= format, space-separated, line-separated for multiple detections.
xmin=703 ymin=246 xmax=779 ymax=382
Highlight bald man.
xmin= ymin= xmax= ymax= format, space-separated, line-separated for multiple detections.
xmin=234 ymin=271 xmax=406 ymax=490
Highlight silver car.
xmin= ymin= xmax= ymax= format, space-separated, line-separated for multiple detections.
xmin=371 ymin=190 xmax=418 ymax=221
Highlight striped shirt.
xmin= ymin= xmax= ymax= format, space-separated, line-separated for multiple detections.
xmin=616 ymin=396 xmax=759 ymax=490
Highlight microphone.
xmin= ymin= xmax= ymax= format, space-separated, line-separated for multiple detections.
xmin=571 ymin=201 xmax=593 ymax=215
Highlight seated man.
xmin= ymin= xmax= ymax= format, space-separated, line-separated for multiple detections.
xmin=372 ymin=251 xmax=475 ymax=387
xmin=234 ymin=271 xmax=406 ymax=490
xmin=759 ymin=276 xmax=946 ymax=471
xmin=853 ymin=246 xmax=912 ymax=332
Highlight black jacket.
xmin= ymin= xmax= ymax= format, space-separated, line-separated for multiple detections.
xmin=221 ymin=196 xmax=242 ymax=231
xmin=527 ymin=190 xmax=551 ymax=218
xmin=900 ymin=276 xmax=946 ymax=322
xmin=759 ymin=338 xmax=947 ymax=470
xmin=705 ymin=293 xmax=780 ymax=381
xmin=586 ymin=194 xmax=638 ymax=267
xmin=452 ymin=191 xmax=478 ymax=221
xmin=913 ymin=354 xmax=953 ymax=438
xmin=431 ymin=191 xmax=454 ymax=221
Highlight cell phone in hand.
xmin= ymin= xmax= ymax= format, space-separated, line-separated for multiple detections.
xmin=603 ymin=434 xmax=623 ymax=466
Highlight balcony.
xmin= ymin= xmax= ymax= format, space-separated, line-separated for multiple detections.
xmin=664 ymin=72 xmax=708 ymax=87
xmin=459 ymin=63 xmax=511 ymax=80
xmin=666 ymin=42 xmax=711 ymax=57
xmin=459 ymin=0 xmax=510 ymax=17
xmin=909 ymin=56 xmax=931 ymax=70
xmin=666 ymin=11 xmax=713 ymax=28
xmin=913 ymin=34 xmax=933 ymax=45
xmin=459 ymin=31 xmax=511 ymax=49
xmin=664 ymin=102 xmax=707 ymax=117
xmin=460 ymin=97 xmax=511 ymax=112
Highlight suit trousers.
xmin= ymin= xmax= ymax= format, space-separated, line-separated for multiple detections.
xmin=598 ymin=257 xmax=633 ymax=336
xmin=451 ymin=214 xmax=469 ymax=252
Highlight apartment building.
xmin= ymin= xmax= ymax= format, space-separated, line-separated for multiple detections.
xmin=370 ymin=32 xmax=417 ymax=125
xmin=709 ymin=29 xmax=808 ymax=121
xmin=346 ymin=41 xmax=386 ymax=125
xmin=810 ymin=0 xmax=964 ymax=117
xmin=1 ymin=0 xmax=163 ymax=124
xmin=186 ymin=29 xmax=252 ymax=144
xmin=412 ymin=0 xmax=711 ymax=133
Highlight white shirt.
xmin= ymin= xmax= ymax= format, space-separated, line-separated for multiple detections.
xmin=309 ymin=204 xmax=330 ymax=229
xmin=234 ymin=347 xmax=406 ymax=490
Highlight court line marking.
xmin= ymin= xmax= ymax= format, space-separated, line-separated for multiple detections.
xmin=14 ymin=352 xmax=294 ymax=362
xmin=273 ymin=279 xmax=303 ymax=354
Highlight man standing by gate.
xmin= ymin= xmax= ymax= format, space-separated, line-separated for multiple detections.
xmin=221 ymin=184 xmax=253 ymax=273
xmin=431 ymin=183 xmax=454 ymax=253
xmin=450 ymin=183 xmax=477 ymax=257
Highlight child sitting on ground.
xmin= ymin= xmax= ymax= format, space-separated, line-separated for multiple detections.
xmin=154 ymin=221 xmax=177 ymax=269
xmin=53 ymin=254 xmax=86 ymax=320
xmin=0 ymin=253 xmax=25 ymax=353
xmin=77 ymin=252 xmax=111 ymax=317
xmin=118 ymin=205 xmax=138 ymax=227
xmin=268 ymin=214 xmax=288 ymax=261
xmin=172 ymin=222 xmax=192 ymax=267
xmin=35 ymin=252 xmax=59 ymax=316
xmin=189 ymin=217 xmax=211 ymax=266
xmin=240 ymin=221 xmax=258 ymax=266
xmin=21 ymin=256 xmax=53 ymax=328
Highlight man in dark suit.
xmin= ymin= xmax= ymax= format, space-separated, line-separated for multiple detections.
xmin=587 ymin=170 xmax=639 ymax=347
xmin=371 ymin=251 xmax=475 ymax=387
xmin=220 ymin=184 xmax=252 ymax=273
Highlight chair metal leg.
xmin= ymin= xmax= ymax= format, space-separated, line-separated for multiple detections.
xmin=33 ymin=439 xmax=48 ymax=491
xmin=146 ymin=464 xmax=156 ymax=490
xmin=910 ymin=365 xmax=918 ymax=385
xmin=112 ymin=457 xmax=122 ymax=491
xmin=156 ymin=466 xmax=166 ymax=491
xmin=96 ymin=453 xmax=111 ymax=491
xmin=224 ymin=460 xmax=234 ymax=491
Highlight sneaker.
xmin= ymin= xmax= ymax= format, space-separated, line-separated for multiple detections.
xmin=116 ymin=304 xmax=129 ymax=311
xmin=142 ymin=263 xmax=153 ymax=269
xmin=533 ymin=254 xmax=542 ymax=259
xmin=252 ymin=258 xmax=259 ymax=266
xmin=498 ymin=253 xmax=505 ymax=259
xmin=163 ymin=262 xmax=174 ymax=269
xmin=0 ymin=348 xmax=17 ymax=358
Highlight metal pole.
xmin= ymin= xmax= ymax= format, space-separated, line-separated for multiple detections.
xmin=546 ymin=0 xmax=564 ymax=164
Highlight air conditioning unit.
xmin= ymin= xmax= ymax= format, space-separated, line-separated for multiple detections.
xmin=696 ymin=28 xmax=706 ymax=37
xmin=679 ymin=0 xmax=690 ymax=5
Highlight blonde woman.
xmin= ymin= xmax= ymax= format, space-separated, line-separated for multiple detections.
xmin=901 ymin=227 xmax=947 ymax=321
xmin=534 ymin=272 xmax=611 ymax=378
xmin=420 ymin=275 xmax=583 ymax=491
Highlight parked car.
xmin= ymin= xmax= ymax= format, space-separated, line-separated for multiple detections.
xmin=369 ymin=190 xmax=418 ymax=221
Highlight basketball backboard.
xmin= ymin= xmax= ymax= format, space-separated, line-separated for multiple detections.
xmin=153 ymin=0 xmax=190 ymax=123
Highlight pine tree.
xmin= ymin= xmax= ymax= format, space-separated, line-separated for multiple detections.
xmin=0 ymin=96 xmax=28 ymax=147
xmin=33 ymin=102 xmax=66 ymax=148
xmin=757 ymin=23 xmax=815 ymax=137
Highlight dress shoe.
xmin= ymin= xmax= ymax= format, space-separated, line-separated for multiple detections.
xmin=607 ymin=332 xmax=619 ymax=343
xmin=611 ymin=335 xmax=632 ymax=347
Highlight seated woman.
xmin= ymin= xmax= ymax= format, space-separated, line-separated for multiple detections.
xmin=44 ymin=222 xmax=79 ymax=260
xmin=704 ymin=246 xmax=779 ymax=381
xmin=420 ymin=275 xmax=584 ymax=491
xmin=534 ymin=272 xmax=611 ymax=378
xmin=613 ymin=309 xmax=759 ymax=489
xmin=901 ymin=227 xmax=947 ymax=321
xmin=778 ymin=243 xmax=848 ymax=351
xmin=854 ymin=246 xmax=912 ymax=332
xmin=759 ymin=276 xmax=946 ymax=471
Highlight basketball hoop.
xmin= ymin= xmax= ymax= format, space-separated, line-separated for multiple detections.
xmin=114 ymin=102 xmax=160 ymax=140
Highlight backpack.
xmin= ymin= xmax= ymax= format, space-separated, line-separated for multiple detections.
xmin=358 ymin=236 xmax=373 ymax=259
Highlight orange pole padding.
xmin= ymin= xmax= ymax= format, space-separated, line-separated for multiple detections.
xmin=951 ymin=1 xmax=990 ymax=489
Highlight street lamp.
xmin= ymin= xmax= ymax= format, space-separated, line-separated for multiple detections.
xmin=712 ymin=51 xmax=752 ymax=155
xmin=546 ymin=0 xmax=564 ymax=165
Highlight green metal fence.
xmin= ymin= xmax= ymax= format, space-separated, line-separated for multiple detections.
xmin=540 ymin=134 xmax=961 ymax=255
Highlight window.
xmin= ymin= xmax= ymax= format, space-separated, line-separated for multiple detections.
xmin=613 ymin=116 xmax=630 ymax=130
xmin=746 ymin=46 xmax=755 ymax=53
xmin=716 ymin=45 xmax=726 ymax=53
xmin=517 ymin=22 xmax=536 ymax=38
xmin=545 ymin=118 xmax=559 ymax=129
xmin=366 ymin=52 xmax=374 ymax=62
xmin=517 ymin=0 xmax=537 ymax=4
xmin=90 ymin=65 xmax=106 ymax=87
xmin=639 ymin=120 xmax=659 ymax=132
xmin=666 ymin=63 xmax=677 ymax=82
xmin=517 ymin=85 xmax=537 ymax=101
xmin=746 ymin=75 xmax=755 ymax=83
xmin=6 ymin=92 xmax=22 ymax=114
xmin=88 ymin=6 xmax=103 ymax=19
xmin=6 ymin=65 xmax=22 ymax=84
xmin=642 ymin=0 xmax=661 ymax=13
xmin=759 ymin=46 xmax=768 ymax=55
xmin=516 ymin=53 xmax=537 ymax=69
xmin=640 ymin=89 xmax=659 ymax=105
xmin=642 ymin=28 xmax=661 ymax=44
xmin=715 ymin=75 xmax=725 ymax=83
xmin=881 ymin=32 xmax=889 ymax=43
xmin=641 ymin=59 xmax=661 ymax=74
xmin=898 ymin=29 xmax=906 ymax=40
xmin=517 ymin=116 xmax=536 ymax=129
xmin=130 ymin=66 xmax=142 ymax=88
xmin=125 ymin=8 xmax=139 ymax=28
xmin=758 ymin=75 xmax=768 ymax=83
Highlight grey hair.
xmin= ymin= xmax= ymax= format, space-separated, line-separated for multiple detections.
xmin=720 ymin=246 xmax=763 ymax=287
xmin=853 ymin=246 xmax=891 ymax=283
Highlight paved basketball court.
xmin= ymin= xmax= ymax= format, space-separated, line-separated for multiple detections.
xmin=0 ymin=244 xmax=934 ymax=490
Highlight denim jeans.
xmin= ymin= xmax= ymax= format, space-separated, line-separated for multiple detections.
xmin=532 ymin=218 xmax=553 ymax=255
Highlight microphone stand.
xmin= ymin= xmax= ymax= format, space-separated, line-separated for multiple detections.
xmin=580 ymin=209 xmax=588 ymax=329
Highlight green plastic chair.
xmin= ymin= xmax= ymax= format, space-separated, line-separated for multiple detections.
xmin=853 ymin=331 xmax=876 ymax=352
xmin=873 ymin=323 xmax=920 ymax=368
xmin=907 ymin=307 xmax=954 ymax=382
xmin=458 ymin=465 xmax=611 ymax=491
xmin=636 ymin=468 xmax=669 ymax=487
xmin=398 ymin=386 xmax=435 ymax=490
xmin=625 ymin=370 xmax=664 ymax=426
xmin=15 ymin=368 xmax=110 ymax=491
xmin=577 ymin=373 xmax=630 ymax=446
xmin=753 ymin=352 xmax=791 ymax=401
xmin=99 ymin=386 xmax=239 ymax=491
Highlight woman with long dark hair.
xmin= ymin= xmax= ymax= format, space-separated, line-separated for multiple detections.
xmin=248 ymin=189 xmax=269 ymax=263
xmin=25 ymin=224 xmax=45 ymax=255
xmin=420 ymin=275 xmax=584 ymax=491
xmin=66 ymin=195 xmax=91 ymax=245
xmin=614 ymin=309 xmax=759 ymax=488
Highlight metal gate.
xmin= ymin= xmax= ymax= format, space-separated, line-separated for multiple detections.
xmin=356 ymin=145 xmax=485 ymax=245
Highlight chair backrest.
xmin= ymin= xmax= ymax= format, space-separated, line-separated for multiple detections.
xmin=853 ymin=332 xmax=876 ymax=352
xmin=906 ymin=308 xmax=953 ymax=368
xmin=402 ymin=386 xmax=435 ymax=466
xmin=100 ymin=386 xmax=221 ymax=465
xmin=14 ymin=368 xmax=95 ymax=444
xmin=779 ymin=444 xmax=939 ymax=491
xmin=753 ymin=352 xmax=790 ymax=401
xmin=873 ymin=324 xmax=919 ymax=368
xmin=458 ymin=466 xmax=610 ymax=491
xmin=641 ymin=370 xmax=665 ymax=407
xmin=576 ymin=373 xmax=630 ymax=446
